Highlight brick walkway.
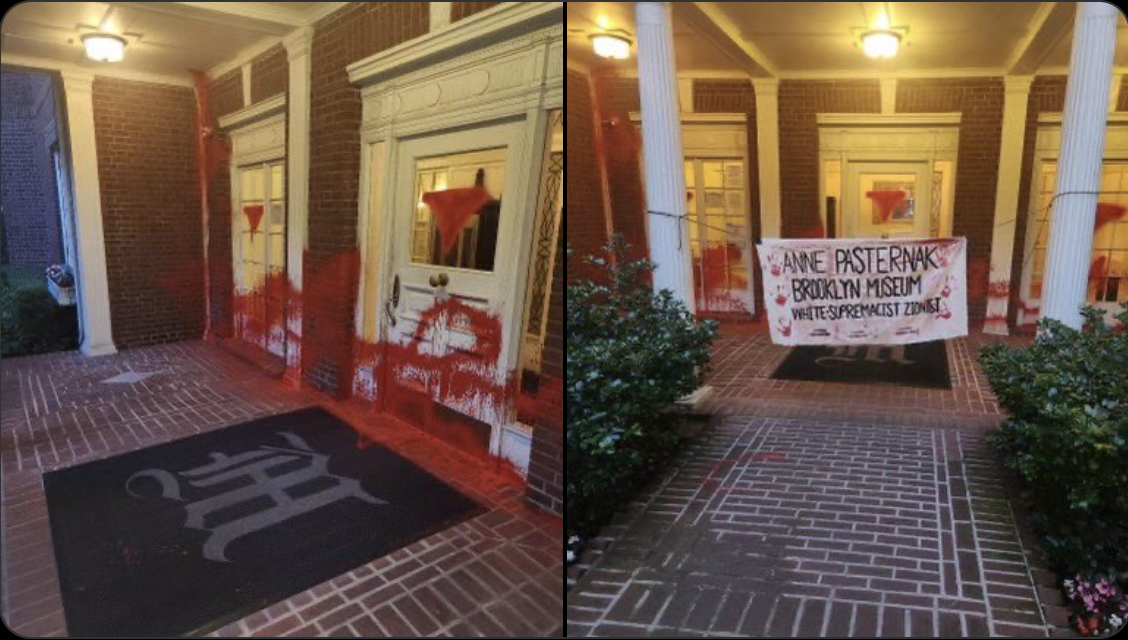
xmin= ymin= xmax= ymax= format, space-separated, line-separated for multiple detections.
xmin=0 ymin=342 xmax=562 ymax=637
xmin=568 ymin=333 xmax=1062 ymax=638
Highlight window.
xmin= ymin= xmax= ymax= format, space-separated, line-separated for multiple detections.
xmin=1028 ymin=162 xmax=1128 ymax=304
xmin=684 ymin=158 xmax=751 ymax=313
xmin=410 ymin=148 xmax=505 ymax=272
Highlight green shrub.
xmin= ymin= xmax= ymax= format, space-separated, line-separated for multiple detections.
xmin=1 ymin=269 xmax=79 ymax=357
xmin=980 ymin=306 xmax=1128 ymax=575
xmin=566 ymin=236 xmax=718 ymax=536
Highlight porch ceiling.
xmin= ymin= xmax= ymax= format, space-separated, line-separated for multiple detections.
xmin=567 ymin=2 xmax=1128 ymax=77
xmin=0 ymin=2 xmax=339 ymax=81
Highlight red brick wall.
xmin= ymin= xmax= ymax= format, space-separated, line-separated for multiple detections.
xmin=251 ymin=45 xmax=289 ymax=103
xmin=1008 ymin=76 xmax=1067 ymax=326
xmin=451 ymin=2 xmax=501 ymax=22
xmin=0 ymin=71 xmax=63 ymax=269
xmin=304 ymin=1 xmax=429 ymax=394
xmin=593 ymin=73 xmax=649 ymax=260
xmin=779 ymin=80 xmax=881 ymax=238
xmin=565 ymin=69 xmax=609 ymax=265
xmin=526 ymin=228 xmax=564 ymax=516
xmin=92 ymin=77 xmax=204 ymax=348
xmin=694 ymin=79 xmax=762 ymax=316
xmin=209 ymin=70 xmax=243 ymax=120
xmin=897 ymin=78 xmax=1005 ymax=326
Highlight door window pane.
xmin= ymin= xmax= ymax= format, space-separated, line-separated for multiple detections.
xmin=410 ymin=148 xmax=505 ymax=271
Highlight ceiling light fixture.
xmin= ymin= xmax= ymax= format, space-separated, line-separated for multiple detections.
xmin=590 ymin=33 xmax=631 ymax=60
xmin=82 ymin=33 xmax=127 ymax=63
xmin=860 ymin=28 xmax=901 ymax=59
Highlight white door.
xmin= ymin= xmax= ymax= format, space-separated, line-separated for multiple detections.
xmin=843 ymin=161 xmax=933 ymax=239
xmin=234 ymin=161 xmax=287 ymax=356
xmin=384 ymin=120 xmax=527 ymax=429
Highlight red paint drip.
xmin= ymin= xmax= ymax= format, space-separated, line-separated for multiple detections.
xmin=987 ymin=281 xmax=1010 ymax=299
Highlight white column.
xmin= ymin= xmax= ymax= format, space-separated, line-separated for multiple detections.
xmin=1042 ymin=2 xmax=1119 ymax=330
xmin=60 ymin=70 xmax=116 ymax=357
xmin=753 ymin=78 xmax=782 ymax=238
xmin=983 ymin=75 xmax=1033 ymax=335
xmin=283 ymin=26 xmax=313 ymax=373
xmin=636 ymin=1 xmax=694 ymax=310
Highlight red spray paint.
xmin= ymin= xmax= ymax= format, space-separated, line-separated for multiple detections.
xmin=422 ymin=187 xmax=493 ymax=254
xmin=866 ymin=190 xmax=908 ymax=222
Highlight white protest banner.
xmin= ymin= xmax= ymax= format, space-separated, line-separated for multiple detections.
xmin=757 ymin=237 xmax=968 ymax=345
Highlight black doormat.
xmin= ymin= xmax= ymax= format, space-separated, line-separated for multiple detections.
xmin=44 ymin=407 xmax=484 ymax=637
xmin=770 ymin=340 xmax=951 ymax=389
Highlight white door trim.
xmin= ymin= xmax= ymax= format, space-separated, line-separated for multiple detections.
xmin=351 ymin=18 xmax=561 ymax=471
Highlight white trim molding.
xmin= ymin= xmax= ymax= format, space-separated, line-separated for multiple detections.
xmin=282 ymin=25 xmax=314 ymax=376
xmin=347 ymin=2 xmax=562 ymax=86
xmin=59 ymin=70 xmax=116 ymax=356
xmin=217 ymin=92 xmax=286 ymax=130
xmin=1 ymin=53 xmax=194 ymax=87
xmin=1037 ymin=111 xmax=1128 ymax=124
xmin=208 ymin=36 xmax=283 ymax=80
xmin=753 ymin=77 xmax=782 ymax=238
xmin=816 ymin=113 xmax=963 ymax=127
xmin=430 ymin=2 xmax=453 ymax=32
xmin=984 ymin=75 xmax=1034 ymax=334
xmin=629 ymin=111 xmax=747 ymax=125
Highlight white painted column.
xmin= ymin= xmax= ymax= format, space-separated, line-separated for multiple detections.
xmin=283 ymin=26 xmax=313 ymax=373
xmin=983 ymin=75 xmax=1033 ymax=335
xmin=753 ymin=77 xmax=781 ymax=238
xmin=1042 ymin=2 xmax=1119 ymax=330
xmin=636 ymin=1 xmax=694 ymax=310
xmin=60 ymin=70 xmax=116 ymax=357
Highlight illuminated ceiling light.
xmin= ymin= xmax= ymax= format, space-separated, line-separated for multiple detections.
xmin=861 ymin=29 xmax=901 ymax=59
xmin=82 ymin=33 xmax=127 ymax=63
xmin=591 ymin=33 xmax=631 ymax=60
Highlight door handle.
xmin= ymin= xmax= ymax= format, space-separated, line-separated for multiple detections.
xmin=385 ymin=274 xmax=400 ymax=327
xmin=428 ymin=273 xmax=449 ymax=288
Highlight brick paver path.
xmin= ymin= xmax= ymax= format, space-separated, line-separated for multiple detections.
xmin=568 ymin=333 xmax=1055 ymax=638
xmin=1 ymin=342 xmax=562 ymax=637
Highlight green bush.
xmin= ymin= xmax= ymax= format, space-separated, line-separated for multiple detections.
xmin=566 ymin=236 xmax=718 ymax=536
xmin=1 ymin=268 xmax=79 ymax=357
xmin=980 ymin=306 xmax=1128 ymax=575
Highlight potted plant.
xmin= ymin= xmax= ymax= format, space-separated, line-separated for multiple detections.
xmin=46 ymin=263 xmax=76 ymax=306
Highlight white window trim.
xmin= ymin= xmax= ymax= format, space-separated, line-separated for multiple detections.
xmin=1017 ymin=120 xmax=1128 ymax=325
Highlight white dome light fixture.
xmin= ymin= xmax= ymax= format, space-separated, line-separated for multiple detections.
xmin=861 ymin=28 xmax=902 ymax=59
xmin=590 ymin=33 xmax=631 ymax=60
xmin=82 ymin=33 xmax=127 ymax=63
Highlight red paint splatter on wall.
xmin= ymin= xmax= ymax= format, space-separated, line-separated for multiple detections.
xmin=987 ymin=281 xmax=1010 ymax=299
xmin=1096 ymin=202 xmax=1126 ymax=231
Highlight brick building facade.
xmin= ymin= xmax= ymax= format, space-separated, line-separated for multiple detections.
xmin=0 ymin=71 xmax=64 ymax=270
xmin=2 ymin=2 xmax=564 ymax=522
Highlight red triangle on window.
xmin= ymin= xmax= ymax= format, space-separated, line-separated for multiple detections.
xmin=422 ymin=187 xmax=493 ymax=255
xmin=866 ymin=190 xmax=907 ymax=223
xmin=244 ymin=205 xmax=265 ymax=233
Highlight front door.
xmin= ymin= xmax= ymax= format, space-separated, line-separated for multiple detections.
xmin=843 ymin=161 xmax=933 ymax=239
xmin=381 ymin=120 xmax=527 ymax=455
xmin=234 ymin=161 xmax=287 ymax=358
